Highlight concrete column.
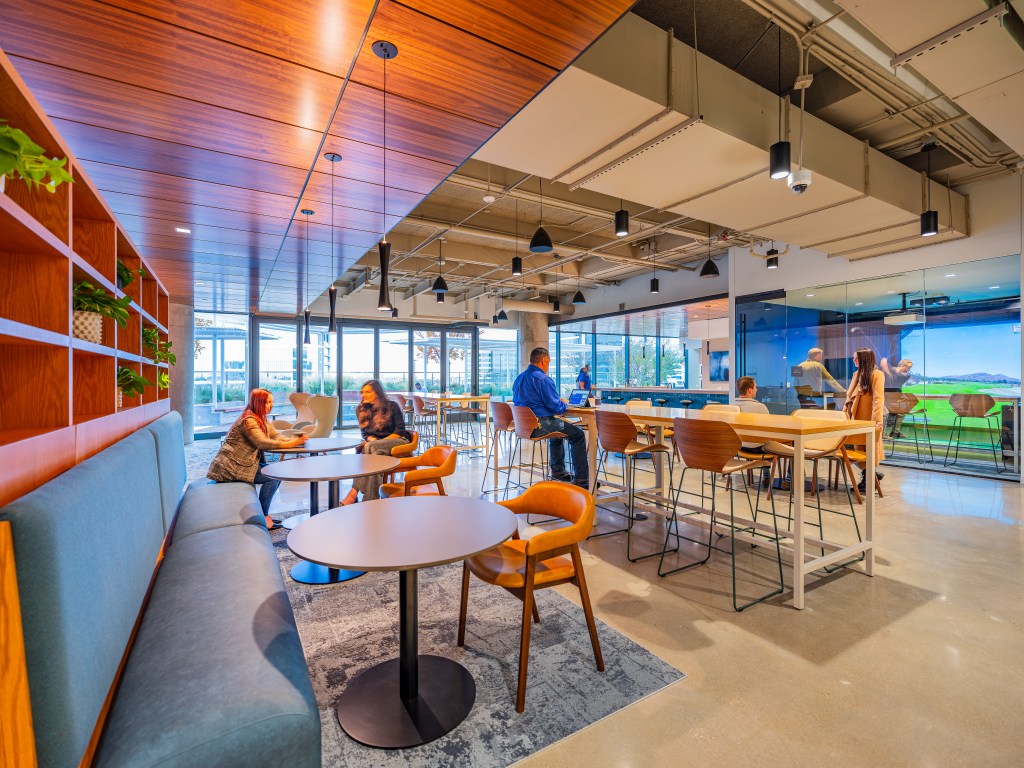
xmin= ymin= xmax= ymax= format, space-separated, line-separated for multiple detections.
xmin=517 ymin=311 xmax=549 ymax=368
xmin=169 ymin=302 xmax=195 ymax=444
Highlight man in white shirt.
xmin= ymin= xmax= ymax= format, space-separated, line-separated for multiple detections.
xmin=735 ymin=376 xmax=769 ymax=451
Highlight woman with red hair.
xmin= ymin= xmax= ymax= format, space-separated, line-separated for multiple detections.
xmin=208 ymin=388 xmax=308 ymax=529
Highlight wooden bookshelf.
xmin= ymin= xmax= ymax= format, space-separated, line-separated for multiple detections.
xmin=0 ymin=46 xmax=171 ymax=503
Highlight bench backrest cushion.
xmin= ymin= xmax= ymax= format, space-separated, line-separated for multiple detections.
xmin=141 ymin=411 xmax=187 ymax=533
xmin=0 ymin=430 xmax=165 ymax=768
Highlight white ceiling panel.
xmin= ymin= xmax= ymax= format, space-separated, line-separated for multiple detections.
xmin=954 ymin=70 xmax=1024 ymax=156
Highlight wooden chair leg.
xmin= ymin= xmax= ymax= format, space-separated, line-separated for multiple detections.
xmin=531 ymin=602 xmax=540 ymax=624
xmin=457 ymin=561 xmax=470 ymax=647
xmin=840 ymin=448 xmax=863 ymax=504
xmin=572 ymin=546 xmax=604 ymax=672
xmin=516 ymin=561 xmax=537 ymax=713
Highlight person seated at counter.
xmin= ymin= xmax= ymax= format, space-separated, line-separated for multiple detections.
xmin=512 ymin=347 xmax=589 ymax=488
xmin=576 ymin=363 xmax=592 ymax=390
xmin=207 ymin=387 xmax=308 ymax=530
xmin=341 ymin=379 xmax=411 ymax=504
xmin=735 ymin=376 xmax=769 ymax=451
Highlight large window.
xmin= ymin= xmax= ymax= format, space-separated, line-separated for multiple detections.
xmin=378 ymin=328 xmax=410 ymax=392
xmin=557 ymin=331 xmax=591 ymax=392
xmin=479 ymin=328 xmax=519 ymax=399
xmin=341 ymin=327 xmax=374 ymax=426
xmin=302 ymin=324 xmax=337 ymax=397
xmin=658 ymin=337 xmax=685 ymax=387
xmin=413 ymin=331 xmax=443 ymax=392
xmin=627 ymin=335 xmax=657 ymax=387
xmin=446 ymin=331 xmax=472 ymax=393
xmin=595 ymin=334 xmax=626 ymax=387
xmin=257 ymin=321 xmax=298 ymax=420
xmin=193 ymin=312 xmax=249 ymax=437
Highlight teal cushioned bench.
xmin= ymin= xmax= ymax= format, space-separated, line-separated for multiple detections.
xmin=0 ymin=413 xmax=320 ymax=768
xmin=0 ymin=430 xmax=164 ymax=768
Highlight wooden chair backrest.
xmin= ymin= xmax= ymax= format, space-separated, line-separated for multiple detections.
xmin=491 ymin=400 xmax=514 ymax=431
xmin=703 ymin=403 xmax=740 ymax=413
xmin=509 ymin=405 xmax=541 ymax=440
xmin=391 ymin=393 xmax=408 ymax=409
xmin=595 ymin=410 xmax=641 ymax=453
xmin=949 ymin=393 xmax=996 ymax=417
xmin=884 ymin=391 xmax=919 ymax=415
xmin=791 ymin=407 xmax=847 ymax=452
xmin=671 ymin=418 xmax=741 ymax=472
xmin=412 ymin=395 xmax=432 ymax=415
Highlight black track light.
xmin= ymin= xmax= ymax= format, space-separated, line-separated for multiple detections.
xmin=769 ymin=141 xmax=791 ymax=180
xmin=511 ymin=256 xmax=523 ymax=275
xmin=572 ymin=289 xmax=586 ymax=305
xmin=614 ymin=207 xmax=629 ymax=237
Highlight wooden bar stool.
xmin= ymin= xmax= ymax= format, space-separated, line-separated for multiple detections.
xmin=481 ymin=401 xmax=522 ymax=497
xmin=507 ymin=406 xmax=566 ymax=524
xmin=592 ymin=410 xmax=672 ymax=562
xmin=660 ymin=418 xmax=783 ymax=611
xmin=412 ymin=395 xmax=437 ymax=446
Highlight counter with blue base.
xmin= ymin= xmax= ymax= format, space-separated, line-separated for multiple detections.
xmin=593 ymin=387 xmax=729 ymax=410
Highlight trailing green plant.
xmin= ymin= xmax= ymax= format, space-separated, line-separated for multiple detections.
xmin=117 ymin=259 xmax=145 ymax=289
xmin=158 ymin=371 xmax=170 ymax=390
xmin=142 ymin=327 xmax=176 ymax=365
xmin=73 ymin=280 xmax=132 ymax=328
xmin=117 ymin=366 xmax=151 ymax=398
xmin=0 ymin=120 xmax=74 ymax=192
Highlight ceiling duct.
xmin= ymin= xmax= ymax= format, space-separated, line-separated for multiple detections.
xmin=837 ymin=0 xmax=1024 ymax=157
xmin=475 ymin=13 xmax=969 ymax=261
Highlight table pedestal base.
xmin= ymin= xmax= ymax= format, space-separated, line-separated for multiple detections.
xmin=336 ymin=655 xmax=475 ymax=748
xmin=289 ymin=561 xmax=365 ymax=585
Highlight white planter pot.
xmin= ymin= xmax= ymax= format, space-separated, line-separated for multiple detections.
xmin=72 ymin=310 xmax=103 ymax=344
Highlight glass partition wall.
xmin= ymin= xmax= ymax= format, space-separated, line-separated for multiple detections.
xmin=735 ymin=253 xmax=1021 ymax=479
xmin=193 ymin=312 xmax=250 ymax=437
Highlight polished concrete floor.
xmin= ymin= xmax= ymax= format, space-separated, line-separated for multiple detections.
xmin=272 ymin=444 xmax=1024 ymax=768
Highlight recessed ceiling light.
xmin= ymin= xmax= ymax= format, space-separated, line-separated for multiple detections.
xmin=886 ymin=290 xmax=896 ymax=294
xmin=945 ymin=273 xmax=956 ymax=277
xmin=805 ymin=293 xmax=815 ymax=297
xmin=175 ymin=227 xmax=191 ymax=233
xmin=855 ymin=301 xmax=864 ymax=306
xmin=990 ymin=285 xmax=1001 ymax=289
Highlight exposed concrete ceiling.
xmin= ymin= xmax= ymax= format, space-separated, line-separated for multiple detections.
xmin=329 ymin=0 xmax=1022 ymax=318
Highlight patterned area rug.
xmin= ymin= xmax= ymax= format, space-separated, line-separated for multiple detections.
xmin=185 ymin=441 xmax=685 ymax=768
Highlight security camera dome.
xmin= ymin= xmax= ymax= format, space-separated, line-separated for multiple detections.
xmin=787 ymin=169 xmax=813 ymax=195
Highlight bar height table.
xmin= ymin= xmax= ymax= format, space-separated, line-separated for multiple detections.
xmin=287 ymin=495 xmax=517 ymax=748
xmin=264 ymin=437 xmax=363 ymax=530
xmin=261 ymin=454 xmax=400 ymax=585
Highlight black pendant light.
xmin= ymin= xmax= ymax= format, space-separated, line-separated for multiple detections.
xmin=530 ymin=178 xmax=553 ymax=252
xmin=497 ymin=293 xmax=508 ymax=321
xmin=650 ymin=238 xmax=660 ymax=294
xmin=511 ymin=256 xmax=522 ymax=276
xmin=769 ymin=26 xmax=791 ymax=180
xmin=301 ymin=207 xmax=314 ymax=344
xmin=436 ymin=291 xmax=445 ymax=304
xmin=325 ymin=151 xmax=341 ymax=331
xmin=552 ymin=299 xmax=561 ymax=314
xmin=373 ymin=40 xmax=398 ymax=311
xmin=920 ymin=142 xmax=939 ymax=237
xmin=614 ymin=203 xmax=629 ymax=237
xmin=699 ymin=224 xmax=719 ymax=278
xmin=391 ymin=306 xmax=399 ymax=318
xmin=492 ymin=314 xmax=499 ymax=325
xmin=766 ymin=249 xmax=779 ymax=269
xmin=431 ymin=238 xmax=448 ymax=294
xmin=572 ymin=255 xmax=586 ymax=304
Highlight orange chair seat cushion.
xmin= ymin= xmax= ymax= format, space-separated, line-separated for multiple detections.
xmin=466 ymin=539 xmax=575 ymax=589
xmin=380 ymin=483 xmax=442 ymax=498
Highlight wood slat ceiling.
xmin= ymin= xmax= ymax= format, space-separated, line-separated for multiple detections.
xmin=0 ymin=0 xmax=634 ymax=313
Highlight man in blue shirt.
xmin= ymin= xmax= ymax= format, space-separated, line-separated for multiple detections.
xmin=512 ymin=347 xmax=589 ymax=488
xmin=575 ymin=363 xmax=591 ymax=390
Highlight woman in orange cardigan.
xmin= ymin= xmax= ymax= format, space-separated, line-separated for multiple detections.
xmin=844 ymin=348 xmax=885 ymax=492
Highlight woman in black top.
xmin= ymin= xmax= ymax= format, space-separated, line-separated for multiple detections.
xmin=341 ymin=379 xmax=411 ymax=504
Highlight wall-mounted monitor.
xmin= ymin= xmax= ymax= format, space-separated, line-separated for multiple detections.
xmin=709 ymin=350 xmax=730 ymax=382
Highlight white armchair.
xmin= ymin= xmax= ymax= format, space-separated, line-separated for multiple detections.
xmin=271 ymin=392 xmax=315 ymax=432
xmin=304 ymin=395 xmax=340 ymax=438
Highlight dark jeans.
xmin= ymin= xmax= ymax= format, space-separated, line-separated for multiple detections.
xmin=534 ymin=416 xmax=588 ymax=484
xmin=253 ymin=462 xmax=281 ymax=516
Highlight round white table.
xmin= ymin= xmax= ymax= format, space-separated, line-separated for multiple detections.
xmin=287 ymin=496 xmax=517 ymax=749
xmin=261 ymin=454 xmax=399 ymax=585
xmin=264 ymin=437 xmax=364 ymax=530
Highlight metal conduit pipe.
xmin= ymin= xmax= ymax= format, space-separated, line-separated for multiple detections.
xmin=742 ymin=0 xmax=1011 ymax=168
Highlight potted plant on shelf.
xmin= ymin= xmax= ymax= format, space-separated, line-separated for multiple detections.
xmin=73 ymin=280 xmax=132 ymax=345
xmin=142 ymin=327 xmax=176 ymax=365
xmin=117 ymin=366 xmax=151 ymax=408
xmin=116 ymin=259 xmax=145 ymax=290
xmin=0 ymin=119 xmax=74 ymax=194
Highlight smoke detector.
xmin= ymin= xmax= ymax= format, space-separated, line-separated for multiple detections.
xmin=482 ymin=193 xmax=496 ymax=204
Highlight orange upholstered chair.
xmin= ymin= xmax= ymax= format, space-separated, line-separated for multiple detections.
xmin=389 ymin=430 xmax=419 ymax=458
xmin=379 ymin=444 xmax=456 ymax=498
xmin=457 ymin=482 xmax=604 ymax=712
